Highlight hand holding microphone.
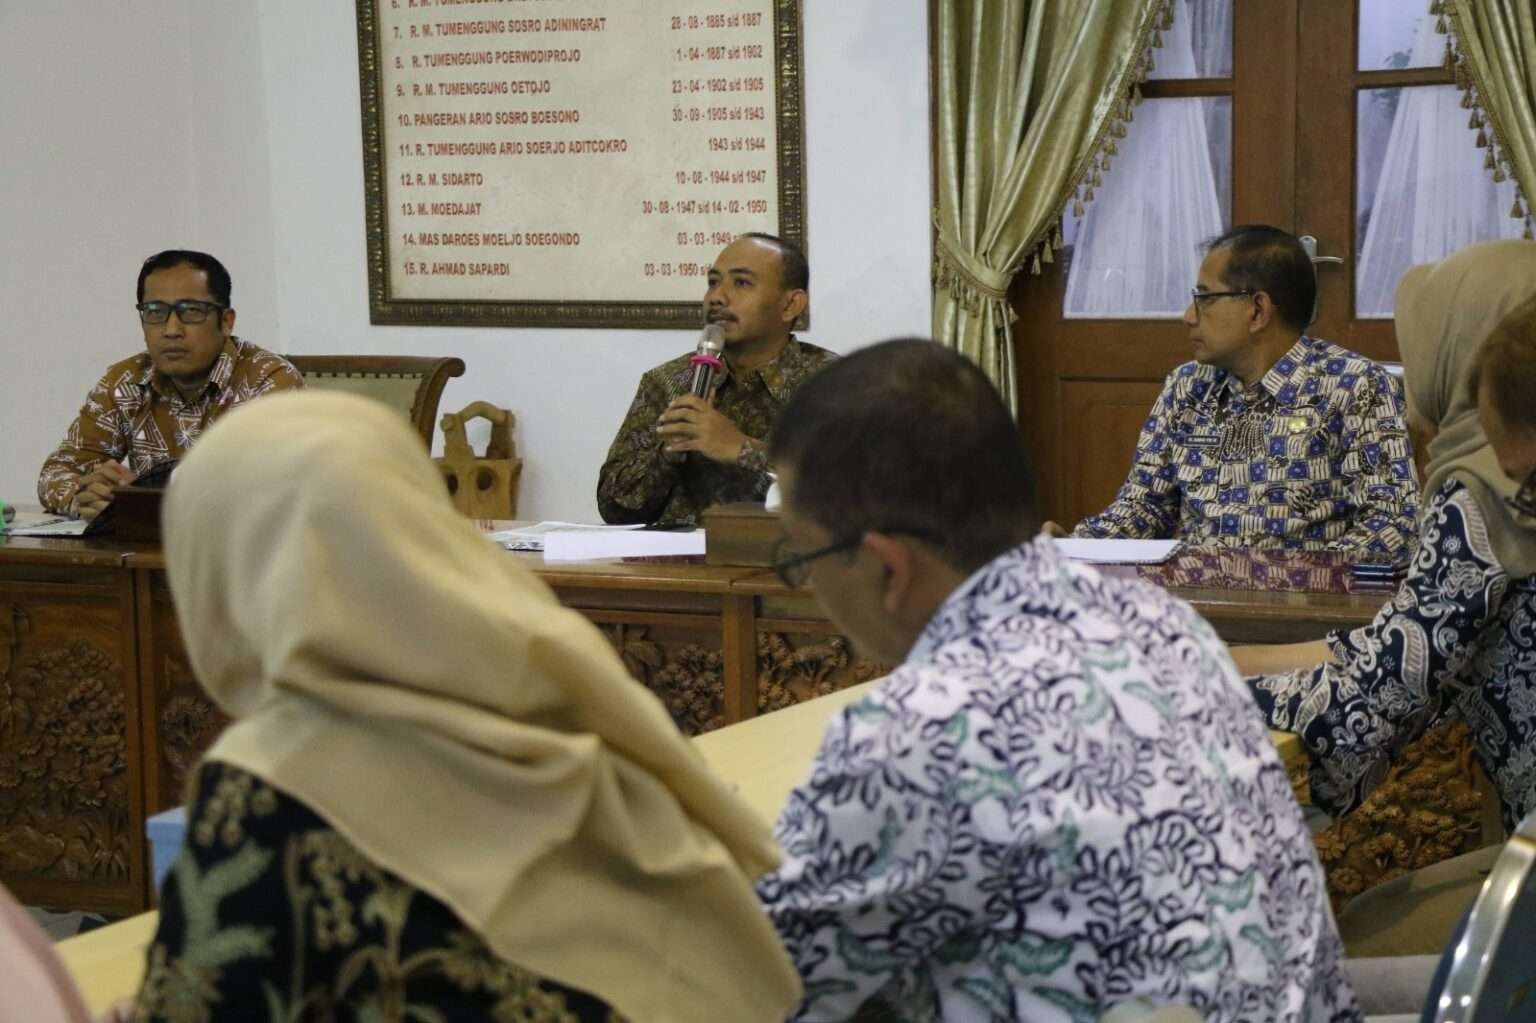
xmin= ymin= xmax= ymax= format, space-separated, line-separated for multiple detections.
xmin=657 ymin=321 xmax=749 ymax=464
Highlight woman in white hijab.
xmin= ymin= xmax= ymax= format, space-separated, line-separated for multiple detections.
xmin=134 ymin=391 xmax=800 ymax=1021
xmin=1232 ymin=240 xmax=1536 ymax=957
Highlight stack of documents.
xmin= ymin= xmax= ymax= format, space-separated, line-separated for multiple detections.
xmin=485 ymin=521 xmax=638 ymax=552
xmin=1052 ymin=538 xmax=1182 ymax=564
xmin=486 ymin=522 xmax=706 ymax=561
xmin=2 ymin=512 xmax=89 ymax=537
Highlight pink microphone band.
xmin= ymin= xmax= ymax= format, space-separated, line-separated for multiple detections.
xmin=689 ymin=353 xmax=724 ymax=370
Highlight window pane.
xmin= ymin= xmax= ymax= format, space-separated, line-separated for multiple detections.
xmin=1355 ymin=85 xmax=1522 ymax=318
xmin=1062 ymin=96 xmax=1231 ymax=319
xmin=1146 ymin=0 xmax=1231 ymax=80
xmin=1358 ymin=0 xmax=1440 ymax=71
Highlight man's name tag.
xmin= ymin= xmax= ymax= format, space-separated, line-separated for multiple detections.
xmin=1283 ymin=415 xmax=1312 ymax=435
xmin=1186 ymin=430 xmax=1222 ymax=448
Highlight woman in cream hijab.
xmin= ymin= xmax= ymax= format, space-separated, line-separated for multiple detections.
xmin=1232 ymin=240 xmax=1536 ymax=956
xmin=135 ymin=391 xmax=800 ymax=1021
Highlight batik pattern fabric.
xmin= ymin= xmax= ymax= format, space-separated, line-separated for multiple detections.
xmin=1249 ymin=479 xmax=1536 ymax=832
xmin=596 ymin=338 xmax=835 ymax=525
xmin=133 ymin=761 xmax=623 ymax=1023
xmin=758 ymin=537 xmax=1359 ymax=1023
xmin=37 ymin=338 xmax=302 ymax=514
xmin=1074 ymin=337 xmax=1417 ymax=557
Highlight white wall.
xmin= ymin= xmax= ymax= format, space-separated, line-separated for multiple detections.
xmin=0 ymin=2 xmax=279 ymax=510
xmin=2 ymin=2 xmax=931 ymax=521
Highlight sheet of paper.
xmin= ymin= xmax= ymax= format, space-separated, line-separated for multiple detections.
xmin=543 ymin=528 xmax=706 ymax=562
xmin=1053 ymin=538 xmax=1182 ymax=565
xmin=486 ymin=521 xmax=640 ymax=552
xmin=2 ymin=513 xmax=89 ymax=537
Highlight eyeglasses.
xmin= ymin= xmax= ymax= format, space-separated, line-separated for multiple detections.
xmin=1188 ymin=288 xmax=1255 ymax=318
xmin=766 ymin=526 xmax=947 ymax=588
xmin=1508 ymin=467 xmax=1536 ymax=518
xmin=136 ymin=300 xmax=224 ymax=325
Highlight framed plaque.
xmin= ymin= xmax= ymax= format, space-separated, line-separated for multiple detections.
xmin=356 ymin=0 xmax=806 ymax=328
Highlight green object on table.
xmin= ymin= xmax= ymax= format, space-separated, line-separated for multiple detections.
xmin=0 ymin=500 xmax=12 ymax=526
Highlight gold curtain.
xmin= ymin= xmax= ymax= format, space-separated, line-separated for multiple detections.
xmin=1443 ymin=0 xmax=1536 ymax=236
xmin=932 ymin=0 xmax=1168 ymax=412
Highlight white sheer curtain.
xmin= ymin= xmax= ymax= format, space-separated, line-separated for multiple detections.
xmin=1064 ymin=0 xmax=1228 ymax=318
xmin=1355 ymin=16 xmax=1522 ymax=317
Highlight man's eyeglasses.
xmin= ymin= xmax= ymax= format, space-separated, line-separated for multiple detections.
xmin=767 ymin=526 xmax=947 ymax=588
xmin=1188 ymin=288 xmax=1255 ymax=319
xmin=136 ymin=300 xmax=224 ymax=325
xmin=1508 ymin=467 xmax=1536 ymax=518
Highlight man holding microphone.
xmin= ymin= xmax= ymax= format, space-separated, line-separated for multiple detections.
xmin=596 ymin=233 xmax=834 ymax=525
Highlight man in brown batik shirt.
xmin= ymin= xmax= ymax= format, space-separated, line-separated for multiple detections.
xmin=596 ymin=233 xmax=835 ymax=525
xmin=37 ymin=250 xmax=303 ymax=519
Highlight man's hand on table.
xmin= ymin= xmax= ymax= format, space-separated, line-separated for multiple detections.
xmin=72 ymin=460 xmax=134 ymax=520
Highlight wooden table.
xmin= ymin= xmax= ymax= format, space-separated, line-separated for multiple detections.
xmin=0 ymin=533 xmax=1386 ymax=917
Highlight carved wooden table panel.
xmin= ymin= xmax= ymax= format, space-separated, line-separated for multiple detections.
xmin=136 ymin=572 xmax=225 ymax=817
xmin=753 ymin=591 xmax=892 ymax=712
xmin=0 ymin=554 xmax=146 ymax=916
xmin=0 ymin=539 xmax=1497 ymax=919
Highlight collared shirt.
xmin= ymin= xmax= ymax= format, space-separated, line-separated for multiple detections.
xmin=1074 ymin=337 xmax=1418 ymax=556
xmin=758 ymin=538 xmax=1358 ymax=1023
xmin=596 ymin=337 xmax=836 ymax=525
xmin=1249 ymin=479 xmax=1536 ymax=833
xmin=37 ymin=337 xmax=303 ymax=513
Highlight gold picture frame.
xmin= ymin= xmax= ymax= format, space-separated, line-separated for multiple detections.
xmin=355 ymin=0 xmax=806 ymax=328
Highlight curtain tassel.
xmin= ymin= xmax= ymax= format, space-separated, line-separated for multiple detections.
xmin=1132 ymin=82 xmax=1145 ymax=107
xmin=1161 ymin=0 xmax=1175 ymax=31
xmin=1475 ymin=128 xmax=1488 ymax=149
xmin=1486 ymin=150 xmax=1499 ymax=172
xmin=1040 ymin=239 xmax=1054 ymax=266
xmin=1435 ymin=13 xmax=1449 ymax=34
xmin=1513 ymin=197 xmax=1526 ymax=220
xmin=1468 ymin=109 xmax=1481 ymax=130
xmin=1083 ymin=185 xmax=1096 ymax=203
xmin=1525 ymin=223 xmax=1533 ymax=241
xmin=1443 ymin=39 xmax=1456 ymax=72
xmin=1030 ymin=252 xmax=1043 ymax=276
xmin=1429 ymin=0 xmax=1443 ymax=13
xmin=1460 ymin=89 xmax=1473 ymax=109
xmin=1052 ymin=220 xmax=1064 ymax=250
xmin=1105 ymin=138 xmax=1119 ymax=157
xmin=1493 ymin=162 xmax=1507 ymax=183
xmin=1073 ymin=198 xmax=1086 ymax=219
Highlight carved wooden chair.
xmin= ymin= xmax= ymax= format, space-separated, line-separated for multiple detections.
xmin=286 ymin=355 xmax=465 ymax=448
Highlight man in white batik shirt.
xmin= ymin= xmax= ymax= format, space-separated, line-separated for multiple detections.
xmin=755 ymin=339 xmax=1359 ymax=1023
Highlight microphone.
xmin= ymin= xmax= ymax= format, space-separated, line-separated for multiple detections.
xmin=688 ymin=322 xmax=726 ymax=398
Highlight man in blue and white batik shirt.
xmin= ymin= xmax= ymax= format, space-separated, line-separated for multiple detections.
xmin=757 ymin=340 xmax=1359 ymax=1023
